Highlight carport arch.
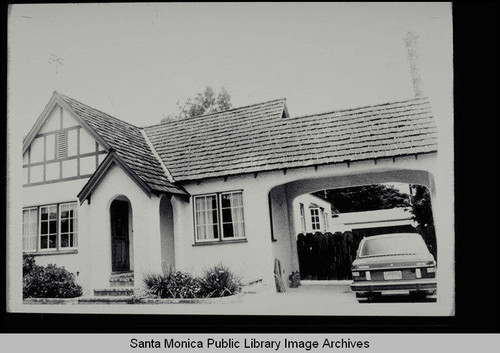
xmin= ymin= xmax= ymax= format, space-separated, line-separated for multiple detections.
xmin=268 ymin=168 xmax=436 ymax=287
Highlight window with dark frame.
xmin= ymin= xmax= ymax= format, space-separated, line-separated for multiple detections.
xmin=194 ymin=191 xmax=246 ymax=243
xmin=299 ymin=203 xmax=306 ymax=233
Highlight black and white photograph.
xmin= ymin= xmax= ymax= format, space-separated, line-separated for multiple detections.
xmin=7 ymin=2 xmax=455 ymax=320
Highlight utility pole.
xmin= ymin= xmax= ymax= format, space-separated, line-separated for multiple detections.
xmin=404 ymin=31 xmax=423 ymax=97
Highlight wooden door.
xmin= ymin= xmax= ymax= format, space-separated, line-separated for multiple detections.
xmin=110 ymin=200 xmax=130 ymax=272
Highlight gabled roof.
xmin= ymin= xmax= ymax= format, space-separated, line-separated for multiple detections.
xmin=144 ymin=96 xmax=437 ymax=181
xmin=57 ymin=93 xmax=188 ymax=197
xmin=77 ymin=151 xmax=153 ymax=204
xmin=23 ymin=91 xmax=188 ymax=198
xmin=24 ymin=92 xmax=438 ymax=193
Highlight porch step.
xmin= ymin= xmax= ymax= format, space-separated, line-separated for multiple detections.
xmin=110 ymin=272 xmax=134 ymax=287
xmin=94 ymin=287 xmax=135 ymax=297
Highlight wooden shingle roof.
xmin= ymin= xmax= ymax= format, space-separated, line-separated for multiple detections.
xmin=144 ymin=96 xmax=437 ymax=181
xmin=58 ymin=93 xmax=188 ymax=196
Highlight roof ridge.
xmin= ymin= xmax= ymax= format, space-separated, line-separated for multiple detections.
xmin=290 ymin=96 xmax=429 ymax=120
xmin=140 ymin=128 xmax=176 ymax=183
xmin=143 ymin=98 xmax=286 ymax=129
xmin=56 ymin=92 xmax=141 ymax=129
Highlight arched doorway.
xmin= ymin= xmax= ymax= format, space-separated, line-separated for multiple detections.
xmin=110 ymin=198 xmax=133 ymax=272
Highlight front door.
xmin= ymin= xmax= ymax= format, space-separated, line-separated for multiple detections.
xmin=110 ymin=200 xmax=130 ymax=272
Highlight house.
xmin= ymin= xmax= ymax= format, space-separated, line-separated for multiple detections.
xmin=293 ymin=194 xmax=337 ymax=234
xmin=330 ymin=207 xmax=417 ymax=235
xmin=22 ymin=91 xmax=438 ymax=295
xmin=293 ymin=192 xmax=415 ymax=236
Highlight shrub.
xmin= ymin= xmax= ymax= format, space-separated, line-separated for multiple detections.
xmin=198 ymin=264 xmax=242 ymax=298
xmin=23 ymin=262 xmax=82 ymax=298
xmin=23 ymin=254 xmax=36 ymax=277
xmin=143 ymin=270 xmax=201 ymax=299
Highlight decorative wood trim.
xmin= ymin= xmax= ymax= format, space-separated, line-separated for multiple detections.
xmin=77 ymin=127 xmax=81 ymax=176
xmin=35 ymin=125 xmax=80 ymax=138
xmin=22 ymin=92 xmax=111 ymax=155
xmin=27 ymin=147 xmax=31 ymax=184
xmin=43 ymin=135 xmax=47 ymax=182
xmin=59 ymin=106 xmax=63 ymax=130
xmin=54 ymin=94 xmax=111 ymax=151
xmin=23 ymin=95 xmax=59 ymax=155
xmin=23 ymin=174 xmax=95 ymax=187
xmin=23 ymin=151 xmax=107 ymax=168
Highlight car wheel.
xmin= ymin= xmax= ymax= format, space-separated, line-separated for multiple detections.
xmin=409 ymin=291 xmax=426 ymax=300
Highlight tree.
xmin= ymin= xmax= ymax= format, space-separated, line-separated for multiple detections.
xmin=313 ymin=184 xmax=411 ymax=213
xmin=161 ymin=86 xmax=232 ymax=122
xmin=410 ymin=184 xmax=434 ymax=226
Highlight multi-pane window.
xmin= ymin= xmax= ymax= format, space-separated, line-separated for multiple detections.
xmin=220 ymin=192 xmax=245 ymax=239
xmin=299 ymin=203 xmax=306 ymax=233
xmin=22 ymin=202 xmax=78 ymax=252
xmin=60 ymin=203 xmax=78 ymax=248
xmin=310 ymin=208 xmax=321 ymax=231
xmin=40 ymin=205 xmax=58 ymax=250
xmin=194 ymin=191 xmax=246 ymax=243
xmin=22 ymin=208 xmax=38 ymax=252
xmin=195 ymin=195 xmax=219 ymax=241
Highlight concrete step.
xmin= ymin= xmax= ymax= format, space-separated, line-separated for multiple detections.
xmin=110 ymin=278 xmax=135 ymax=287
xmin=110 ymin=272 xmax=134 ymax=287
xmin=94 ymin=288 xmax=135 ymax=297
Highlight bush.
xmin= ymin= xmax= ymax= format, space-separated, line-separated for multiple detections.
xmin=23 ymin=261 xmax=82 ymax=299
xmin=197 ymin=264 xmax=242 ymax=298
xmin=143 ymin=270 xmax=201 ymax=299
xmin=23 ymin=254 xmax=36 ymax=277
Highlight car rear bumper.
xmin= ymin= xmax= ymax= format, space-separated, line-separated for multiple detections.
xmin=351 ymin=278 xmax=437 ymax=294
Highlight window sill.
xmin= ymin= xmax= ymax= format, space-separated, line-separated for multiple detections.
xmin=25 ymin=249 xmax=78 ymax=256
xmin=192 ymin=238 xmax=248 ymax=246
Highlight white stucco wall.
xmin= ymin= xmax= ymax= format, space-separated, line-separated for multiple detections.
xmin=175 ymin=175 xmax=278 ymax=291
xmin=334 ymin=207 xmax=416 ymax=232
xmin=85 ymin=163 xmax=163 ymax=290
xmin=270 ymin=184 xmax=296 ymax=289
xmin=293 ymin=193 xmax=334 ymax=234
xmin=173 ymin=153 xmax=448 ymax=296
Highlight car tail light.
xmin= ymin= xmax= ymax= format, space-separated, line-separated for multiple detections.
xmin=427 ymin=267 xmax=436 ymax=273
xmin=365 ymin=271 xmax=371 ymax=280
xmin=352 ymin=271 xmax=360 ymax=277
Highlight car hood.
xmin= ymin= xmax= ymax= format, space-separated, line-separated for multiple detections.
xmin=352 ymin=253 xmax=435 ymax=269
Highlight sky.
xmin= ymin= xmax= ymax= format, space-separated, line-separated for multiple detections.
xmin=8 ymin=2 xmax=453 ymax=130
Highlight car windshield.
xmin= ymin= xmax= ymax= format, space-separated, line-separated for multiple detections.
xmin=359 ymin=235 xmax=429 ymax=257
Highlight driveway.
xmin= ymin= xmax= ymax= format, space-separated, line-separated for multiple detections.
xmin=22 ymin=280 xmax=439 ymax=316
